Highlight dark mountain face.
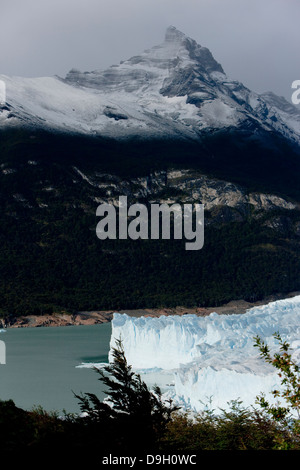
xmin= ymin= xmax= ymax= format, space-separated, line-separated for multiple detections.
xmin=0 ymin=27 xmax=299 ymax=319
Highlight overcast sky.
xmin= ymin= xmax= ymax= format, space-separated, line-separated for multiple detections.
xmin=0 ymin=0 xmax=299 ymax=100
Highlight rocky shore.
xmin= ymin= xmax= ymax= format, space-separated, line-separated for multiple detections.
xmin=3 ymin=291 xmax=299 ymax=328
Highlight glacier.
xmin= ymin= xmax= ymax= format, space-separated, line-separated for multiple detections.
xmin=109 ymin=296 xmax=300 ymax=412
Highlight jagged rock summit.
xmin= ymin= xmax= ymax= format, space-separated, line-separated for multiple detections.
xmin=65 ymin=25 xmax=224 ymax=92
xmin=0 ymin=26 xmax=299 ymax=144
xmin=165 ymin=25 xmax=186 ymax=42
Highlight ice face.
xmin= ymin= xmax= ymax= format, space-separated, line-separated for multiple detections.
xmin=109 ymin=296 xmax=300 ymax=412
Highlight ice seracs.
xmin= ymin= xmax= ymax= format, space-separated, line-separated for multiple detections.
xmin=109 ymin=296 xmax=300 ymax=412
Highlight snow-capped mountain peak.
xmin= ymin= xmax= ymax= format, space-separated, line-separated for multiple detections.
xmin=65 ymin=25 xmax=224 ymax=92
xmin=165 ymin=25 xmax=186 ymax=42
xmin=0 ymin=26 xmax=299 ymax=144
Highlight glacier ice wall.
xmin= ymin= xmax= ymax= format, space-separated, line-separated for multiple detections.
xmin=109 ymin=296 xmax=300 ymax=412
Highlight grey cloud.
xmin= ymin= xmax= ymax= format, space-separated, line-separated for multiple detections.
xmin=0 ymin=0 xmax=299 ymax=100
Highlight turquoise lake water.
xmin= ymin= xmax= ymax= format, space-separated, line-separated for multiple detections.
xmin=0 ymin=323 xmax=112 ymax=414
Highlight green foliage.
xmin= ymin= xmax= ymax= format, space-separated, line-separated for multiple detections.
xmin=162 ymin=400 xmax=300 ymax=451
xmin=74 ymin=338 xmax=179 ymax=452
xmin=253 ymin=332 xmax=300 ymax=448
xmin=0 ymin=399 xmax=66 ymax=452
xmin=0 ymin=200 xmax=299 ymax=318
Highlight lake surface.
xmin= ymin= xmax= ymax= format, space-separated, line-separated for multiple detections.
xmin=0 ymin=323 xmax=112 ymax=414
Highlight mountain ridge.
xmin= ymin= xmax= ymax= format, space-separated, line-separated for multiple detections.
xmin=0 ymin=27 xmax=300 ymax=317
xmin=0 ymin=26 xmax=299 ymax=146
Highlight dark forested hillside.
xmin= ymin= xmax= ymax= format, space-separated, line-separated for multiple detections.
xmin=0 ymin=128 xmax=300 ymax=319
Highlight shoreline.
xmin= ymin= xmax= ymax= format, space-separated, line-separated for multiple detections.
xmin=4 ymin=291 xmax=300 ymax=329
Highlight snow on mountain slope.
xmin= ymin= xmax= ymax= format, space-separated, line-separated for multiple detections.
xmin=0 ymin=72 xmax=204 ymax=139
xmin=1 ymin=26 xmax=299 ymax=143
xmin=260 ymin=91 xmax=300 ymax=138
xmin=109 ymin=296 xmax=300 ymax=412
